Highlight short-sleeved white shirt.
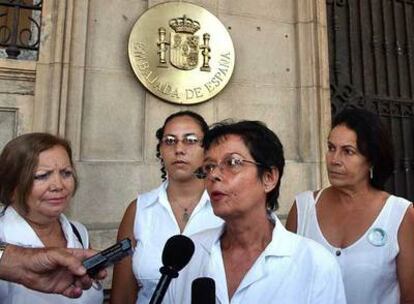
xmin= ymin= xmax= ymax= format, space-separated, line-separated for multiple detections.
xmin=132 ymin=181 xmax=223 ymax=304
xmin=165 ymin=215 xmax=346 ymax=304
xmin=0 ymin=206 xmax=104 ymax=304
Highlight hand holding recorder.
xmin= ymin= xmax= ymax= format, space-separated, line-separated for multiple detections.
xmin=82 ymin=238 xmax=132 ymax=276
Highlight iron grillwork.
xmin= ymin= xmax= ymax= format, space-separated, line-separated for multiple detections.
xmin=327 ymin=0 xmax=414 ymax=201
xmin=0 ymin=0 xmax=42 ymax=59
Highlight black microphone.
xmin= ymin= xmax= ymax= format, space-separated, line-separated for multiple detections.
xmin=191 ymin=277 xmax=216 ymax=304
xmin=149 ymin=235 xmax=195 ymax=304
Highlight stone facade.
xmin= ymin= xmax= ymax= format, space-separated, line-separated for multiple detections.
xmin=0 ymin=0 xmax=331 ymax=288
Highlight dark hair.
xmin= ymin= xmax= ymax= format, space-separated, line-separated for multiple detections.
xmin=156 ymin=111 xmax=209 ymax=180
xmin=203 ymin=120 xmax=285 ymax=211
xmin=332 ymin=108 xmax=394 ymax=190
xmin=0 ymin=133 xmax=78 ymax=211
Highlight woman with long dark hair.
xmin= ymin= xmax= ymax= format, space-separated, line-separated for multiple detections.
xmin=110 ymin=111 xmax=222 ymax=304
xmin=286 ymin=108 xmax=414 ymax=304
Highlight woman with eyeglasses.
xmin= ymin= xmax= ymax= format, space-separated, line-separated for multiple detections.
xmin=110 ymin=111 xmax=223 ymax=304
xmin=164 ymin=120 xmax=346 ymax=304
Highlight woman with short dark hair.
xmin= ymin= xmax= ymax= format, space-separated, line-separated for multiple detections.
xmin=165 ymin=120 xmax=346 ymax=303
xmin=286 ymin=108 xmax=414 ymax=304
xmin=0 ymin=133 xmax=103 ymax=303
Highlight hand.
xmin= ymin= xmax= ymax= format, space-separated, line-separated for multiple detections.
xmin=0 ymin=245 xmax=107 ymax=298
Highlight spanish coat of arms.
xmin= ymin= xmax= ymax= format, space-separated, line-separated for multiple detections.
xmin=157 ymin=15 xmax=211 ymax=72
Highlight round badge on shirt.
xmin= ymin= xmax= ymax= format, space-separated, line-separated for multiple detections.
xmin=367 ymin=227 xmax=387 ymax=246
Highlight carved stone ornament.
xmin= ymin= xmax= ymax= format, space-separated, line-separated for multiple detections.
xmin=128 ymin=2 xmax=235 ymax=104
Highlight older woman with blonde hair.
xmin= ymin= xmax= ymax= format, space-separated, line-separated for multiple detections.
xmin=0 ymin=133 xmax=103 ymax=303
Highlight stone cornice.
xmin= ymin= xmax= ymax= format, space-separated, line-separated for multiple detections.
xmin=0 ymin=59 xmax=36 ymax=82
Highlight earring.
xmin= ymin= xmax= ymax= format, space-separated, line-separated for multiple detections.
xmin=369 ymin=167 xmax=374 ymax=179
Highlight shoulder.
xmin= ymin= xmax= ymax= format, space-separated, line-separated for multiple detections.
xmin=389 ymin=194 xmax=412 ymax=208
xmin=386 ymin=194 xmax=413 ymax=226
xmin=117 ymin=199 xmax=137 ymax=243
xmin=399 ymin=202 xmax=414 ymax=233
xmin=123 ymin=199 xmax=137 ymax=218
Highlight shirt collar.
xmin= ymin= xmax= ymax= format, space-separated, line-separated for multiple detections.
xmin=1 ymin=206 xmax=78 ymax=248
xmin=143 ymin=180 xmax=211 ymax=213
xmin=140 ymin=181 xmax=169 ymax=208
xmin=197 ymin=213 xmax=295 ymax=257
xmin=263 ymin=214 xmax=295 ymax=257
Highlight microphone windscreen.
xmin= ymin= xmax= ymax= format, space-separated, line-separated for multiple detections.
xmin=162 ymin=235 xmax=195 ymax=271
xmin=191 ymin=277 xmax=215 ymax=304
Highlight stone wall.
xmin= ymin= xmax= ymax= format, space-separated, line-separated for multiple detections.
xmin=0 ymin=0 xmax=331 ymax=289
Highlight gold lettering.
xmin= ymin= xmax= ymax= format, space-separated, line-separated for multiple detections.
xmin=194 ymin=87 xmax=203 ymax=98
xmin=153 ymin=81 xmax=162 ymax=91
xmin=218 ymin=53 xmax=231 ymax=68
xmin=204 ymin=82 xmax=214 ymax=93
xmin=185 ymin=87 xmax=204 ymax=99
xmin=137 ymin=60 xmax=149 ymax=70
xmin=211 ymin=77 xmax=220 ymax=87
xmin=186 ymin=89 xmax=194 ymax=99
xmin=148 ymin=74 xmax=159 ymax=84
xmin=171 ymin=89 xmax=180 ymax=99
xmin=218 ymin=67 xmax=228 ymax=76
xmin=214 ymin=72 xmax=223 ymax=82
xmin=163 ymin=84 xmax=172 ymax=94
xmin=133 ymin=43 xmax=147 ymax=59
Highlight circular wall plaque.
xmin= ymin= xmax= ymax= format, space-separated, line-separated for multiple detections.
xmin=128 ymin=2 xmax=235 ymax=104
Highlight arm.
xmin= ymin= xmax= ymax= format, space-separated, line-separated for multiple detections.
xmin=285 ymin=201 xmax=298 ymax=233
xmin=0 ymin=245 xmax=106 ymax=298
xmin=397 ymin=205 xmax=414 ymax=304
xmin=110 ymin=199 xmax=139 ymax=304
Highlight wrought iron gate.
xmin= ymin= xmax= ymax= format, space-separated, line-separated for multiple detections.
xmin=327 ymin=0 xmax=414 ymax=201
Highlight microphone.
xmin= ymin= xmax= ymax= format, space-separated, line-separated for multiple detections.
xmin=149 ymin=235 xmax=195 ymax=304
xmin=191 ymin=277 xmax=216 ymax=304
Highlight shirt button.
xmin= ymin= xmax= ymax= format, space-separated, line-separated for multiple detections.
xmin=335 ymin=250 xmax=341 ymax=256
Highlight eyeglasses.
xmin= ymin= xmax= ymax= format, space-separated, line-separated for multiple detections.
xmin=195 ymin=155 xmax=266 ymax=179
xmin=161 ymin=134 xmax=201 ymax=146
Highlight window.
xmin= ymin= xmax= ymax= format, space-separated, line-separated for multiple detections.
xmin=0 ymin=0 xmax=42 ymax=60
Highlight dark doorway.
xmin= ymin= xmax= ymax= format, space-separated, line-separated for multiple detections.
xmin=326 ymin=0 xmax=414 ymax=201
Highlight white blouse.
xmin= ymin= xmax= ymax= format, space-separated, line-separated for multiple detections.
xmin=0 ymin=206 xmax=103 ymax=304
xmin=165 ymin=215 xmax=346 ymax=304
xmin=132 ymin=181 xmax=223 ymax=304
xmin=295 ymin=190 xmax=411 ymax=304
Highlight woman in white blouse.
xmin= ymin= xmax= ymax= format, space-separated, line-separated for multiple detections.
xmin=111 ymin=111 xmax=222 ymax=304
xmin=165 ymin=120 xmax=346 ymax=304
xmin=0 ymin=133 xmax=103 ymax=304
xmin=286 ymin=108 xmax=414 ymax=304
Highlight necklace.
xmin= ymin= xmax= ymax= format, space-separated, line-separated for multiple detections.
xmin=171 ymin=200 xmax=196 ymax=223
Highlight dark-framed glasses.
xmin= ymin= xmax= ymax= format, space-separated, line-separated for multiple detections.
xmin=195 ymin=155 xmax=266 ymax=179
xmin=161 ymin=134 xmax=201 ymax=146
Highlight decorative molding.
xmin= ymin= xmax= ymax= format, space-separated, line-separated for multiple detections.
xmin=0 ymin=66 xmax=36 ymax=82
